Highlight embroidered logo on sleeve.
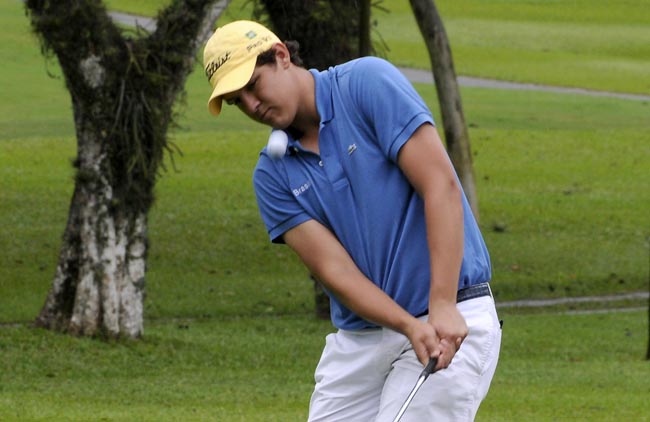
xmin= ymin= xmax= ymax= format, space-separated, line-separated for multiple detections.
xmin=292 ymin=181 xmax=312 ymax=197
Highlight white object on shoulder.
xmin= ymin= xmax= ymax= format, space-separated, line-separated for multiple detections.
xmin=267 ymin=129 xmax=288 ymax=159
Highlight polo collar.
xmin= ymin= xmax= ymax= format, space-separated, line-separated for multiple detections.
xmin=309 ymin=68 xmax=334 ymax=124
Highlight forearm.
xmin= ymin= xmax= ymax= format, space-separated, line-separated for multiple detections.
xmin=396 ymin=123 xmax=465 ymax=307
xmin=423 ymin=181 xmax=464 ymax=309
xmin=304 ymin=239 xmax=440 ymax=366
xmin=284 ymin=220 xmax=415 ymax=334
xmin=316 ymin=258 xmax=414 ymax=333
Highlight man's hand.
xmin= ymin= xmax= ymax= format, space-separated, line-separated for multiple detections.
xmin=428 ymin=300 xmax=468 ymax=370
xmin=403 ymin=318 xmax=439 ymax=368
xmin=404 ymin=301 xmax=468 ymax=370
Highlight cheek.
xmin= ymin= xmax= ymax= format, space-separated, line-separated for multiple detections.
xmin=260 ymin=79 xmax=297 ymax=125
xmin=237 ymin=104 xmax=257 ymax=121
xmin=268 ymin=76 xmax=293 ymax=103
xmin=276 ymin=86 xmax=299 ymax=115
xmin=276 ymin=102 xmax=299 ymax=127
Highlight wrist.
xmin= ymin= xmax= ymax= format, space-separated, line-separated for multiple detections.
xmin=429 ymin=293 xmax=457 ymax=311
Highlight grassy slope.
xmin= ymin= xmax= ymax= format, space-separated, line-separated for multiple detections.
xmin=105 ymin=0 xmax=650 ymax=94
xmin=378 ymin=0 xmax=650 ymax=94
xmin=2 ymin=1 xmax=649 ymax=420
xmin=3 ymin=77 xmax=648 ymax=321
xmin=2 ymin=0 xmax=650 ymax=322
xmin=1 ymin=311 xmax=648 ymax=421
xmin=0 ymin=1 xmax=73 ymax=140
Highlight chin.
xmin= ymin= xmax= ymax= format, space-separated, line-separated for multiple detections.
xmin=266 ymin=117 xmax=290 ymax=130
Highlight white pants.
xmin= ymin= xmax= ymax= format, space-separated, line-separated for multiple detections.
xmin=308 ymin=296 xmax=502 ymax=422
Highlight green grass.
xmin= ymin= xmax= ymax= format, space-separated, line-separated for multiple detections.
xmin=2 ymin=0 xmax=650 ymax=322
xmin=1 ymin=310 xmax=648 ymax=421
xmin=2 ymin=1 xmax=650 ymax=420
xmin=104 ymin=0 xmax=650 ymax=94
xmin=0 ymin=1 xmax=73 ymax=140
xmin=0 ymin=316 xmax=329 ymax=421
xmin=481 ymin=310 xmax=650 ymax=421
xmin=378 ymin=0 xmax=650 ymax=95
xmin=3 ymin=77 xmax=648 ymax=322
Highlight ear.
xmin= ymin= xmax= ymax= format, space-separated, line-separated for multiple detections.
xmin=272 ymin=43 xmax=292 ymax=68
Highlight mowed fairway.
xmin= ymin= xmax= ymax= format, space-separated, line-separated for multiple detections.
xmin=1 ymin=0 xmax=649 ymax=420
xmin=0 ymin=311 xmax=648 ymax=421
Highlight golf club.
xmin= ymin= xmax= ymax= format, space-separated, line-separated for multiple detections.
xmin=391 ymin=357 xmax=438 ymax=422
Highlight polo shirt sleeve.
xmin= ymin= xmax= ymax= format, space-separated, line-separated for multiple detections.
xmin=347 ymin=57 xmax=435 ymax=162
xmin=253 ymin=157 xmax=312 ymax=244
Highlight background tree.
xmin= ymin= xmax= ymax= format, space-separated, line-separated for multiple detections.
xmin=253 ymin=0 xmax=376 ymax=319
xmin=409 ymin=0 xmax=480 ymax=219
xmin=25 ymin=0 xmax=221 ymax=338
xmin=358 ymin=0 xmax=372 ymax=57
xmin=255 ymin=0 xmax=360 ymax=70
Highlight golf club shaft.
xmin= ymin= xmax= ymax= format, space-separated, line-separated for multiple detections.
xmin=391 ymin=357 xmax=437 ymax=422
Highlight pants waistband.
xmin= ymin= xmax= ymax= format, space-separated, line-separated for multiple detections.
xmin=457 ymin=282 xmax=492 ymax=303
xmin=414 ymin=282 xmax=492 ymax=318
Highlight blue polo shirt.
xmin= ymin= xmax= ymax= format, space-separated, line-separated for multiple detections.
xmin=253 ymin=57 xmax=491 ymax=330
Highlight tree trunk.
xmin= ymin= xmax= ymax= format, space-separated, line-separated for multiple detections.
xmin=26 ymin=0 xmax=221 ymax=338
xmin=35 ymin=125 xmax=147 ymax=337
xmin=358 ymin=0 xmax=372 ymax=56
xmin=311 ymin=275 xmax=331 ymax=320
xmin=409 ymin=0 xmax=480 ymax=220
xmin=258 ymin=0 xmax=360 ymax=70
xmin=257 ymin=0 xmax=373 ymax=319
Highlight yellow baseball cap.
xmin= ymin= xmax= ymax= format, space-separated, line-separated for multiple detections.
xmin=203 ymin=20 xmax=281 ymax=116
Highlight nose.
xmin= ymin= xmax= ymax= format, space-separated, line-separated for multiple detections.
xmin=239 ymin=90 xmax=260 ymax=116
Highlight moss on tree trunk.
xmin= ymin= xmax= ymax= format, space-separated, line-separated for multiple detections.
xmin=26 ymin=0 xmax=221 ymax=338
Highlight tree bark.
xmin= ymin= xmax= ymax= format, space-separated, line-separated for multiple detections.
xmin=358 ymin=0 xmax=372 ymax=56
xmin=409 ymin=0 xmax=480 ymax=220
xmin=258 ymin=0 xmax=360 ymax=70
xmin=259 ymin=0 xmax=373 ymax=319
xmin=35 ymin=126 xmax=147 ymax=338
xmin=26 ymin=0 xmax=221 ymax=338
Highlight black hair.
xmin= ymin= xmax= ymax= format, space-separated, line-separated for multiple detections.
xmin=256 ymin=40 xmax=304 ymax=67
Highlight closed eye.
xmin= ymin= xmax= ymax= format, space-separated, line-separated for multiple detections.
xmin=225 ymin=77 xmax=258 ymax=106
xmin=245 ymin=78 xmax=257 ymax=92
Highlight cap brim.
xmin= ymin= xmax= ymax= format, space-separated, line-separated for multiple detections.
xmin=207 ymin=57 xmax=257 ymax=116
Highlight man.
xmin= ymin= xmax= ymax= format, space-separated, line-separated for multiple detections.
xmin=203 ymin=20 xmax=501 ymax=421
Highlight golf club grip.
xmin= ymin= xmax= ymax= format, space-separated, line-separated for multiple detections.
xmin=421 ymin=357 xmax=437 ymax=378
